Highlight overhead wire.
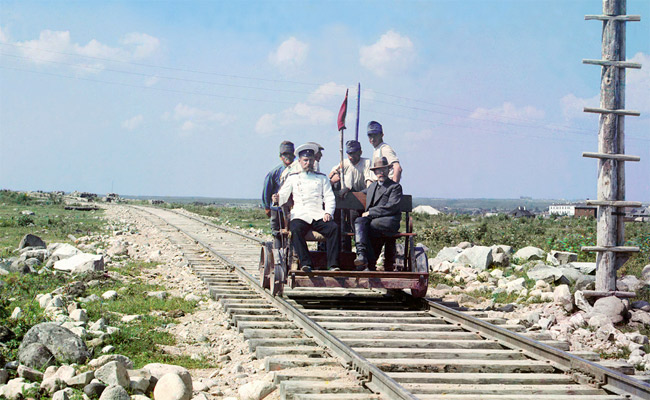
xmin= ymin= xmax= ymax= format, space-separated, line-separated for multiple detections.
xmin=1 ymin=42 xmax=647 ymax=143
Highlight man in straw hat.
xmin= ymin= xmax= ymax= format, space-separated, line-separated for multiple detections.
xmin=272 ymin=143 xmax=340 ymax=273
xmin=353 ymin=156 xmax=403 ymax=271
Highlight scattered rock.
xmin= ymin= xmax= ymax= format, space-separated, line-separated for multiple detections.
xmin=546 ymin=250 xmax=577 ymax=266
xmin=153 ymin=373 xmax=192 ymax=400
xmin=17 ymin=365 xmax=44 ymax=382
xmin=19 ymin=322 xmax=90 ymax=365
xmin=553 ymin=285 xmax=573 ymax=312
xmin=102 ymin=290 xmax=118 ymax=300
xmin=95 ymin=361 xmax=130 ymax=388
xmin=238 ymin=373 xmax=276 ymax=400
xmin=89 ymin=354 xmax=134 ymax=370
xmin=526 ymin=264 xmax=562 ymax=283
xmin=617 ymin=275 xmax=646 ymax=292
xmin=455 ymin=246 xmax=493 ymax=271
xmin=98 ymin=384 xmax=130 ymax=400
xmin=142 ymin=363 xmax=192 ymax=393
xmin=589 ymin=296 xmax=626 ymax=324
xmin=54 ymin=253 xmax=104 ymax=273
xmin=84 ymin=382 xmax=107 ymax=398
xmin=19 ymin=234 xmax=46 ymax=250
xmin=0 ymin=377 xmax=39 ymax=400
xmin=514 ymin=246 xmax=545 ymax=262
xmin=18 ymin=342 xmax=56 ymax=369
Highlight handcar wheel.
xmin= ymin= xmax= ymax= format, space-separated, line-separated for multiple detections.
xmin=270 ymin=262 xmax=285 ymax=296
xmin=410 ymin=244 xmax=429 ymax=298
xmin=259 ymin=242 xmax=273 ymax=289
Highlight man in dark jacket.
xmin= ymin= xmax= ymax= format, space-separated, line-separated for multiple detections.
xmin=354 ymin=156 xmax=402 ymax=271
xmin=262 ymin=141 xmax=295 ymax=248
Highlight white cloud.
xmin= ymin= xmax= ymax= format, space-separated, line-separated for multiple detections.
xmin=360 ymin=30 xmax=414 ymax=76
xmin=0 ymin=26 xmax=9 ymax=43
xmin=560 ymin=93 xmax=599 ymax=121
xmin=626 ymin=52 xmax=650 ymax=113
xmin=560 ymin=52 xmax=650 ymax=121
xmin=470 ymin=102 xmax=545 ymax=122
xmin=169 ymin=103 xmax=235 ymax=134
xmin=122 ymin=115 xmax=143 ymax=131
xmin=120 ymin=33 xmax=160 ymax=60
xmin=254 ymin=83 xmax=345 ymax=135
xmin=4 ymin=28 xmax=160 ymax=73
xmin=269 ymin=37 xmax=309 ymax=68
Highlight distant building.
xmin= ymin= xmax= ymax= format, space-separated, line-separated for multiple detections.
xmin=413 ymin=205 xmax=442 ymax=215
xmin=627 ymin=206 xmax=650 ymax=222
xmin=509 ymin=206 xmax=534 ymax=218
xmin=549 ymin=203 xmax=596 ymax=218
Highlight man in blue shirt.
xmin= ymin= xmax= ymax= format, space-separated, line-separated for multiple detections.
xmin=262 ymin=141 xmax=295 ymax=248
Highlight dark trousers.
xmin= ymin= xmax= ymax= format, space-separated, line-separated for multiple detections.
xmin=270 ymin=206 xmax=290 ymax=248
xmin=355 ymin=216 xmax=399 ymax=271
xmin=290 ymin=218 xmax=340 ymax=269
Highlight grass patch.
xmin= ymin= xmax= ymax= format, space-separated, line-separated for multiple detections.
xmin=83 ymin=261 xmax=214 ymax=369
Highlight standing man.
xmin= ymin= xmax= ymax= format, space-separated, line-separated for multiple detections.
xmin=328 ymin=140 xmax=372 ymax=192
xmin=367 ymin=121 xmax=402 ymax=183
xmin=262 ymin=141 xmax=295 ymax=248
xmin=273 ymin=143 xmax=340 ymax=273
xmin=354 ymin=157 xmax=403 ymax=271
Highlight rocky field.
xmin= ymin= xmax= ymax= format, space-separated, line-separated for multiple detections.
xmin=1 ymin=199 xmax=649 ymax=400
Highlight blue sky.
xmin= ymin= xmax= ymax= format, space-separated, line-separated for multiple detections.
xmin=1 ymin=0 xmax=648 ymax=201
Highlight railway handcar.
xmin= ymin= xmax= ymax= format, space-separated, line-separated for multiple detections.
xmin=259 ymin=192 xmax=429 ymax=297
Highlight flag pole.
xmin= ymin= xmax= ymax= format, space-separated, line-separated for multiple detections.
xmin=355 ymin=82 xmax=361 ymax=142
xmin=337 ymin=89 xmax=349 ymax=191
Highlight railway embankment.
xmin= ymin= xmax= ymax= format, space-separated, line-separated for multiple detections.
xmin=2 ymin=193 xmax=650 ymax=399
xmin=0 ymin=202 xmax=282 ymax=400
xmin=427 ymin=243 xmax=650 ymax=373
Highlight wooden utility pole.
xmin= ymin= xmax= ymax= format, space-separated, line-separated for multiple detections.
xmin=581 ymin=0 xmax=642 ymax=295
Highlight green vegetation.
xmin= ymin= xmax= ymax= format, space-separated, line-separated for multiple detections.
xmin=411 ymin=213 xmax=649 ymax=279
xmin=0 ymin=190 xmax=106 ymax=258
xmin=157 ymin=202 xmax=269 ymax=232
xmin=0 ymin=191 xmax=214 ymax=377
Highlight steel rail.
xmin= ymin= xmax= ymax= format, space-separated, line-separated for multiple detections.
xmin=425 ymin=299 xmax=650 ymax=400
xmin=131 ymin=205 xmax=418 ymax=400
xmin=133 ymin=205 xmax=650 ymax=400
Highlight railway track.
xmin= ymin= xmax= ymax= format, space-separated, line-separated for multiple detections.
xmin=126 ymin=205 xmax=650 ymax=400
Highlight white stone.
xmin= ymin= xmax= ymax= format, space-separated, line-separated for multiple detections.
xmin=506 ymin=278 xmax=525 ymax=293
xmin=95 ymin=361 xmax=130 ymax=388
xmin=590 ymin=296 xmax=626 ymax=324
xmin=553 ymin=285 xmax=573 ymax=312
xmin=142 ymin=363 xmax=192 ymax=392
xmin=54 ymin=253 xmax=104 ymax=273
xmin=39 ymin=293 xmax=54 ymax=309
xmin=102 ymin=290 xmax=118 ymax=300
xmin=50 ymin=243 xmax=81 ymax=261
xmin=574 ymin=291 xmax=593 ymax=313
xmin=153 ymin=373 xmax=191 ymax=400
xmin=69 ymin=309 xmax=88 ymax=323
xmin=513 ymin=246 xmax=545 ymax=262
xmin=454 ymin=246 xmax=493 ymax=271
xmin=10 ymin=307 xmax=22 ymax=319
xmin=121 ymin=315 xmax=142 ymax=323
xmin=238 ymin=373 xmax=276 ymax=400
xmin=98 ymin=385 xmax=130 ymax=400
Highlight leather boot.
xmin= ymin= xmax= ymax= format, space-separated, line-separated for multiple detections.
xmin=354 ymin=219 xmax=369 ymax=269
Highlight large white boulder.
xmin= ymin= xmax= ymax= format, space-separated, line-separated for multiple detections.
xmin=50 ymin=244 xmax=81 ymax=261
xmin=53 ymin=253 xmax=104 ymax=273
xmin=153 ymin=373 xmax=191 ymax=400
xmin=455 ymin=246 xmax=493 ymax=271
xmin=514 ymin=246 xmax=545 ymax=262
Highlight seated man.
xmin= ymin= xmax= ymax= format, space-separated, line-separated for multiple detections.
xmin=354 ymin=157 xmax=402 ymax=271
xmin=272 ymin=143 xmax=340 ymax=273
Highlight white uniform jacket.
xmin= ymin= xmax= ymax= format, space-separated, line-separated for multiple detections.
xmin=278 ymin=170 xmax=335 ymax=224
xmin=280 ymin=159 xmax=320 ymax=183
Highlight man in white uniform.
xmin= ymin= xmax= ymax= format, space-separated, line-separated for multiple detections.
xmin=273 ymin=143 xmax=340 ymax=273
xmin=328 ymin=140 xmax=372 ymax=192
xmin=367 ymin=121 xmax=402 ymax=183
xmin=280 ymin=142 xmax=324 ymax=183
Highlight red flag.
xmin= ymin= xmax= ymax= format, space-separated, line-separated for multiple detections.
xmin=337 ymin=89 xmax=348 ymax=131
